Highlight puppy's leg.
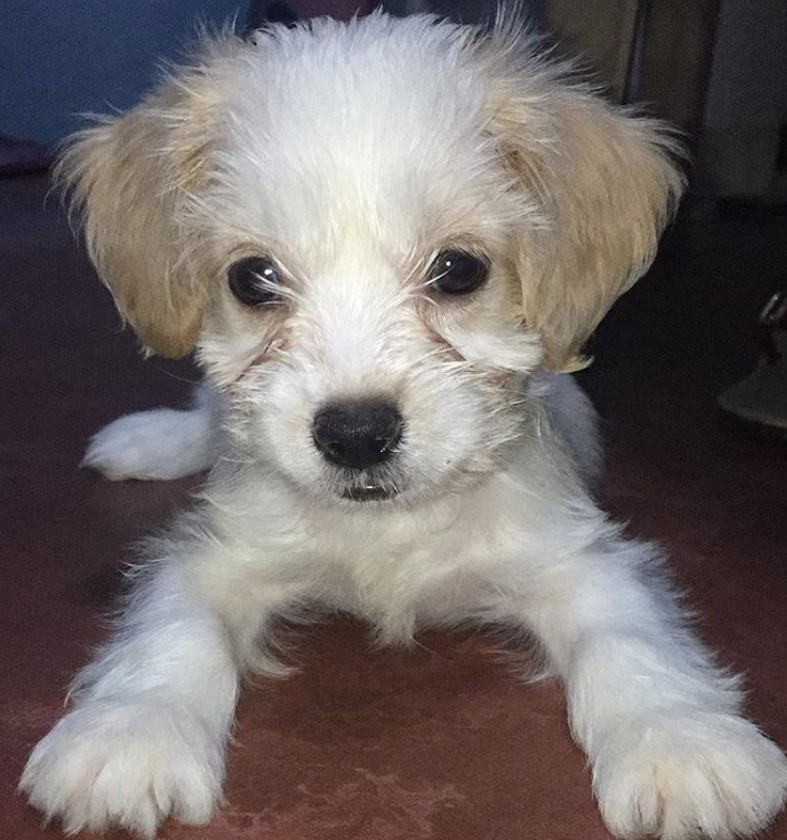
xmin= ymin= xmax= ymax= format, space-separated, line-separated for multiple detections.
xmin=514 ymin=535 xmax=787 ymax=839
xmin=82 ymin=385 xmax=222 ymax=480
xmin=20 ymin=536 xmax=292 ymax=838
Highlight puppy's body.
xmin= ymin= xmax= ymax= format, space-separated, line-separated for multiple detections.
xmin=21 ymin=13 xmax=787 ymax=840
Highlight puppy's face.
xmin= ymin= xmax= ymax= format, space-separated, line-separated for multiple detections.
xmin=204 ymin=241 xmax=536 ymax=505
xmin=196 ymin=38 xmax=542 ymax=504
xmin=60 ymin=14 xmax=683 ymax=505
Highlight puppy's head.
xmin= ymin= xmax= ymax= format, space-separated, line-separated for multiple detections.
xmin=61 ymin=13 xmax=683 ymax=505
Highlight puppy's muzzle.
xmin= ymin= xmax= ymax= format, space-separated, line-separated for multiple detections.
xmin=312 ymin=399 xmax=404 ymax=471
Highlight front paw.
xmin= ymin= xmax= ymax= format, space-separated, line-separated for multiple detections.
xmin=592 ymin=712 xmax=787 ymax=839
xmin=20 ymin=700 xmax=223 ymax=838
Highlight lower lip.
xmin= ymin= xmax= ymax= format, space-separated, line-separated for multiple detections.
xmin=342 ymin=485 xmax=395 ymax=502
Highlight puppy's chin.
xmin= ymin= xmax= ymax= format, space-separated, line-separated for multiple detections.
xmin=341 ymin=484 xmax=398 ymax=503
xmin=328 ymin=467 xmax=478 ymax=508
xmin=334 ymin=471 xmax=403 ymax=505
xmin=308 ymin=453 xmax=494 ymax=508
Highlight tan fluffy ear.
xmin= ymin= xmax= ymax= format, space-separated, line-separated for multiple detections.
xmin=485 ymin=44 xmax=685 ymax=372
xmin=56 ymin=37 xmax=239 ymax=358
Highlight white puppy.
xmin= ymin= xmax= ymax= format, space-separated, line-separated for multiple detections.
xmin=21 ymin=12 xmax=787 ymax=839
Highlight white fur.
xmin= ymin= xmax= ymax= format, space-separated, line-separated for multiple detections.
xmin=22 ymin=12 xmax=787 ymax=840
xmin=82 ymin=386 xmax=222 ymax=480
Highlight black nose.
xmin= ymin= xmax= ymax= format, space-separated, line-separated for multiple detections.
xmin=312 ymin=400 xmax=404 ymax=470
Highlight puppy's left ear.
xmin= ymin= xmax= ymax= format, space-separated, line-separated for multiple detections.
xmin=485 ymin=44 xmax=685 ymax=372
xmin=56 ymin=35 xmax=241 ymax=358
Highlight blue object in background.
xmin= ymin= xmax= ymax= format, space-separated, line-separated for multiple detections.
xmin=0 ymin=0 xmax=243 ymax=147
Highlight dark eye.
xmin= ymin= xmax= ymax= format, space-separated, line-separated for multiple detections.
xmin=427 ymin=250 xmax=489 ymax=295
xmin=228 ymin=257 xmax=281 ymax=307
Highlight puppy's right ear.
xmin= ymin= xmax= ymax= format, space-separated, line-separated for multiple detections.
xmin=476 ymin=18 xmax=684 ymax=373
xmin=57 ymin=38 xmax=239 ymax=358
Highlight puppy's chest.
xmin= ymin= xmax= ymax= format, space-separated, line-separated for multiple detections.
xmin=315 ymin=524 xmax=502 ymax=641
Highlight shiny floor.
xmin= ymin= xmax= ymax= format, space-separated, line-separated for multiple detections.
xmin=2 ymin=173 xmax=786 ymax=839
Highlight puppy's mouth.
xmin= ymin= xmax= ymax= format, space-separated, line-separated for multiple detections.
xmin=341 ymin=483 xmax=398 ymax=502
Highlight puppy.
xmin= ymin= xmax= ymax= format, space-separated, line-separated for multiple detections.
xmin=21 ymin=12 xmax=787 ymax=839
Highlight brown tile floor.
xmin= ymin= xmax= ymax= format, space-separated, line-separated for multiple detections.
xmin=2 ymin=173 xmax=786 ymax=839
